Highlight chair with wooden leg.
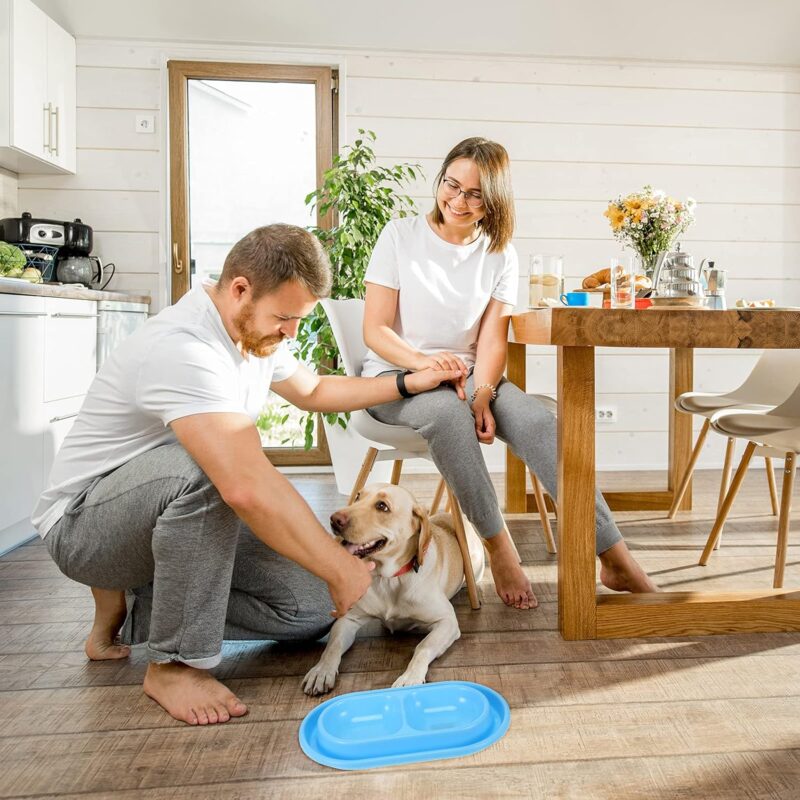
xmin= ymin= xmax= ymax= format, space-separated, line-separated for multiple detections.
xmin=668 ymin=350 xmax=800 ymax=519
xmin=322 ymin=298 xmax=482 ymax=609
xmin=699 ymin=383 xmax=800 ymax=587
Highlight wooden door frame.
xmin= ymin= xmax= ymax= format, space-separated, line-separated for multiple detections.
xmin=167 ymin=60 xmax=336 ymax=466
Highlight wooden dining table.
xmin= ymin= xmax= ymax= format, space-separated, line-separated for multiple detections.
xmin=506 ymin=306 xmax=800 ymax=640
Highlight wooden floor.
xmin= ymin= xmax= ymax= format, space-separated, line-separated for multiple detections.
xmin=2 ymin=468 xmax=800 ymax=799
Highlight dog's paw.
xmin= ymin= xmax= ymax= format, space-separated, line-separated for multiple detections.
xmin=392 ymin=671 xmax=426 ymax=688
xmin=302 ymin=662 xmax=339 ymax=696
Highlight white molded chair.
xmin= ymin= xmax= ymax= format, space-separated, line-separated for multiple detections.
xmin=699 ymin=380 xmax=800 ymax=587
xmin=669 ymin=350 xmax=800 ymax=520
xmin=321 ymin=298 xmax=559 ymax=609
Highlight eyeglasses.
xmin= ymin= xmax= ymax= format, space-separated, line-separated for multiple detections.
xmin=440 ymin=176 xmax=484 ymax=208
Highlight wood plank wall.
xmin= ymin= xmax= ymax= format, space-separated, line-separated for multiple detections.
xmin=15 ymin=42 xmax=800 ymax=470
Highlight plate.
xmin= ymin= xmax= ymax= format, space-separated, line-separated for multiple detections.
xmin=299 ymin=680 xmax=510 ymax=771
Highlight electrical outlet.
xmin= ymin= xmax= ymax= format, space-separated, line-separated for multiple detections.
xmin=135 ymin=114 xmax=155 ymax=134
xmin=596 ymin=406 xmax=618 ymax=424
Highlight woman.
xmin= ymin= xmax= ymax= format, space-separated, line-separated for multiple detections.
xmin=362 ymin=137 xmax=655 ymax=609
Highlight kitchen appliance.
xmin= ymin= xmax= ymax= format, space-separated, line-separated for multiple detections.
xmin=0 ymin=211 xmax=93 ymax=282
xmin=97 ymin=299 xmax=149 ymax=369
xmin=650 ymin=245 xmax=705 ymax=307
xmin=701 ymin=259 xmax=727 ymax=311
xmin=56 ymin=255 xmax=114 ymax=290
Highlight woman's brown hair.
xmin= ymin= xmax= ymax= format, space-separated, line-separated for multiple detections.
xmin=430 ymin=137 xmax=515 ymax=253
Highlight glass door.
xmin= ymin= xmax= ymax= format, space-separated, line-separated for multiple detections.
xmin=168 ymin=61 xmax=336 ymax=465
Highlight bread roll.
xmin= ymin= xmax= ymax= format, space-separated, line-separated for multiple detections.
xmin=582 ymin=268 xmax=611 ymax=289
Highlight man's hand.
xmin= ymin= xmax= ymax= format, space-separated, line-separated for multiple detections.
xmin=410 ymin=352 xmax=469 ymax=399
xmin=405 ymin=366 xmax=468 ymax=399
xmin=471 ymin=393 xmax=496 ymax=445
xmin=328 ymin=557 xmax=376 ymax=618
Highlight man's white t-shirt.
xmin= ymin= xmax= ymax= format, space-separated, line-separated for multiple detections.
xmin=361 ymin=215 xmax=519 ymax=378
xmin=31 ymin=284 xmax=299 ymax=537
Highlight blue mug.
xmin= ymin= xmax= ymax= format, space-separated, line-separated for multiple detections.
xmin=560 ymin=291 xmax=590 ymax=307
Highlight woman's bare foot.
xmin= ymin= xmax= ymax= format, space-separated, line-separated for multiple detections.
xmin=599 ymin=541 xmax=658 ymax=593
xmin=85 ymin=587 xmax=131 ymax=661
xmin=143 ymin=662 xmax=248 ymax=725
xmin=484 ymin=529 xmax=538 ymax=610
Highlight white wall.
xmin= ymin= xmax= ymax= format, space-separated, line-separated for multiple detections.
xmin=16 ymin=40 xmax=800 ymax=470
xmin=0 ymin=167 xmax=17 ymax=218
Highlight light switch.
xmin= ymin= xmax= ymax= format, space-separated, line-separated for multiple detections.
xmin=135 ymin=114 xmax=156 ymax=134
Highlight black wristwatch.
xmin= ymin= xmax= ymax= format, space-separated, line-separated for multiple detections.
xmin=396 ymin=370 xmax=414 ymax=398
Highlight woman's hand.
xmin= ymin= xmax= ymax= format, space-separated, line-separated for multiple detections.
xmin=471 ymin=391 xmax=496 ymax=445
xmin=414 ymin=352 xmax=468 ymax=399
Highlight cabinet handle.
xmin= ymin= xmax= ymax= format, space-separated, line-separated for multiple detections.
xmin=0 ymin=310 xmax=48 ymax=317
xmin=52 ymin=105 xmax=59 ymax=157
xmin=43 ymin=103 xmax=51 ymax=152
xmin=50 ymin=312 xmax=100 ymax=319
xmin=172 ymin=242 xmax=184 ymax=274
xmin=49 ymin=413 xmax=78 ymax=423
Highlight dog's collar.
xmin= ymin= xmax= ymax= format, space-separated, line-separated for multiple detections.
xmin=391 ymin=540 xmax=430 ymax=577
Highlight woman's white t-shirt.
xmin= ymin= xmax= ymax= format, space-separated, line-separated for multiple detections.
xmin=361 ymin=215 xmax=519 ymax=378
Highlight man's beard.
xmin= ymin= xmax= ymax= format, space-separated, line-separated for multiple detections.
xmin=233 ymin=302 xmax=283 ymax=358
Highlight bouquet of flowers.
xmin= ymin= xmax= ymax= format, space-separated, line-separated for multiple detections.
xmin=603 ymin=185 xmax=696 ymax=272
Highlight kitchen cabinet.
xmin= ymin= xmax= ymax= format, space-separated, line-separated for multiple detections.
xmin=0 ymin=0 xmax=76 ymax=174
xmin=0 ymin=287 xmax=148 ymax=555
xmin=0 ymin=292 xmax=46 ymax=554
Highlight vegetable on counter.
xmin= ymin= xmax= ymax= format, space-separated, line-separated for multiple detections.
xmin=0 ymin=241 xmax=27 ymax=277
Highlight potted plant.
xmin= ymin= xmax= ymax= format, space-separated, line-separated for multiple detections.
xmin=295 ymin=130 xmax=421 ymax=490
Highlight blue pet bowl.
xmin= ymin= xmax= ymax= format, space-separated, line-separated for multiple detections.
xmin=299 ymin=680 xmax=510 ymax=770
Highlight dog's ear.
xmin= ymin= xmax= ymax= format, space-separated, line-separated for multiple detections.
xmin=413 ymin=504 xmax=432 ymax=567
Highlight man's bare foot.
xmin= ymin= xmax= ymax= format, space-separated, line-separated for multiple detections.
xmin=599 ymin=541 xmax=658 ymax=593
xmin=143 ymin=662 xmax=248 ymax=726
xmin=484 ymin=529 xmax=538 ymax=610
xmin=85 ymin=587 xmax=131 ymax=661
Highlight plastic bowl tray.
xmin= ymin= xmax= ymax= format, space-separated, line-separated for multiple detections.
xmin=299 ymin=680 xmax=510 ymax=770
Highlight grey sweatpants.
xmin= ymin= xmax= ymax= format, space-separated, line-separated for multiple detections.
xmin=369 ymin=372 xmax=622 ymax=554
xmin=45 ymin=443 xmax=333 ymax=668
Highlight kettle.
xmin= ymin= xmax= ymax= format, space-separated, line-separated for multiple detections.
xmin=701 ymin=259 xmax=727 ymax=310
xmin=56 ymin=255 xmax=112 ymax=289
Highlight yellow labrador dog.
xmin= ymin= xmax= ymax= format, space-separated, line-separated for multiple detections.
xmin=302 ymin=483 xmax=485 ymax=695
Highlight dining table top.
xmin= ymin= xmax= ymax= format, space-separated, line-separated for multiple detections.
xmin=510 ymin=306 xmax=800 ymax=350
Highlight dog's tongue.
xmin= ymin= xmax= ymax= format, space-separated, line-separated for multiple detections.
xmin=342 ymin=541 xmax=361 ymax=555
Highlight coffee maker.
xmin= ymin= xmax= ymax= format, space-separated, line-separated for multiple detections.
xmin=0 ymin=211 xmax=104 ymax=285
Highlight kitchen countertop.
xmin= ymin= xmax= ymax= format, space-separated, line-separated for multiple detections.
xmin=0 ymin=278 xmax=151 ymax=305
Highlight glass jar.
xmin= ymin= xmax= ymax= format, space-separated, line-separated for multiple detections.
xmin=528 ymin=254 xmax=564 ymax=308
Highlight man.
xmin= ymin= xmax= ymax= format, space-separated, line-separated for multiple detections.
xmin=32 ymin=224 xmax=463 ymax=726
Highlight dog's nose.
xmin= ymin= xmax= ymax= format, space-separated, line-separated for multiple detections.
xmin=330 ymin=510 xmax=349 ymax=533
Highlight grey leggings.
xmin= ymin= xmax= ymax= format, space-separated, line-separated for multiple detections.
xmin=369 ymin=372 xmax=622 ymax=554
xmin=45 ymin=442 xmax=333 ymax=668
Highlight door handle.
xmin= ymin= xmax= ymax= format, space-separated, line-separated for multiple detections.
xmin=172 ymin=242 xmax=184 ymax=274
xmin=43 ymin=103 xmax=51 ymax=153
xmin=51 ymin=105 xmax=59 ymax=157
xmin=50 ymin=313 xmax=100 ymax=319
xmin=49 ymin=412 xmax=78 ymax=423
xmin=0 ymin=311 xmax=47 ymax=317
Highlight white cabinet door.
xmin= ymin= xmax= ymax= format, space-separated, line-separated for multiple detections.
xmin=0 ymin=0 xmax=75 ymax=174
xmin=10 ymin=0 xmax=48 ymax=160
xmin=45 ymin=15 xmax=76 ymax=172
xmin=42 ymin=395 xmax=83 ymax=487
xmin=0 ymin=293 xmax=46 ymax=537
xmin=43 ymin=298 xmax=98 ymax=402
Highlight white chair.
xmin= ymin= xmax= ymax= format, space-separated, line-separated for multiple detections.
xmin=321 ymin=298 xmax=558 ymax=609
xmin=699 ymin=380 xmax=800 ymax=587
xmin=668 ymin=350 xmax=800 ymax=520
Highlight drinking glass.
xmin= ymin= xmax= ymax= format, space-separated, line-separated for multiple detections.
xmin=528 ymin=254 xmax=564 ymax=307
xmin=610 ymin=254 xmax=636 ymax=309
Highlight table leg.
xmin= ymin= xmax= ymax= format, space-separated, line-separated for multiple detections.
xmin=669 ymin=348 xmax=694 ymax=511
xmin=505 ymin=341 xmax=527 ymax=513
xmin=557 ymin=345 xmax=597 ymax=640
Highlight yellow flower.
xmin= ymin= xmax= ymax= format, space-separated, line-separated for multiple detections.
xmin=624 ymin=197 xmax=644 ymax=213
xmin=604 ymin=204 xmax=626 ymax=231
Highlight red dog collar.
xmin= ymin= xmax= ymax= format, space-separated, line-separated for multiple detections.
xmin=392 ymin=540 xmax=431 ymax=577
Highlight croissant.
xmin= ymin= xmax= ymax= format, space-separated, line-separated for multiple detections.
xmin=582 ymin=268 xmax=611 ymax=289
xmin=582 ymin=269 xmax=652 ymax=291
